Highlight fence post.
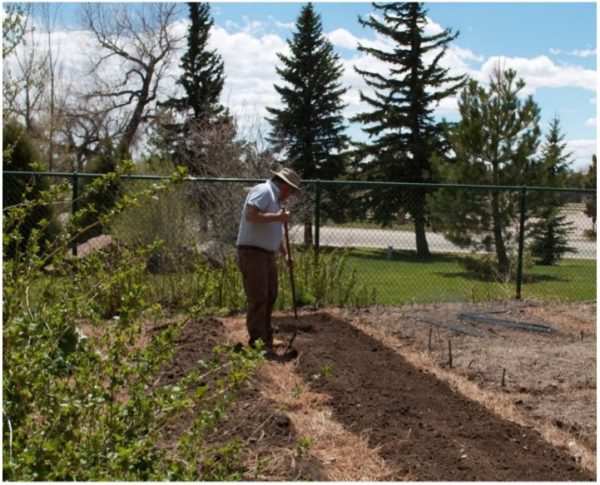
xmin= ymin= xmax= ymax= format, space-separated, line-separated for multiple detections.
xmin=515 ymin=186 xmax=527 ymax=300
xmin=314 ymin=179 xmax=321 ymax=256
xmin=71 ymin=171 xmax=78 ymax=257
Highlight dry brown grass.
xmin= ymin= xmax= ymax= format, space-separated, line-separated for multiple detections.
xmin=221 ymin=315 xmax=403 ymax=481
xmin=258 ymin=357 xmax=403 ymax=481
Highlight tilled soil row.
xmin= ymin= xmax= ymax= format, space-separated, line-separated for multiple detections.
xmin=156 ymin=311 xmax=594 ymax=480
xmin=284 ymin=311 xmax=593 ymax=480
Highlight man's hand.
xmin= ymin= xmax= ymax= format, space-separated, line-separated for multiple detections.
xmin=276 ymin=208 xmax=289 ymax=223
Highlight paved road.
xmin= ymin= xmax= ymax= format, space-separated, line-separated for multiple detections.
xmin=289 ymin=224 xmax=596 ymax=260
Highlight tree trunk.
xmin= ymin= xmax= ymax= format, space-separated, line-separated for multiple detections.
xmin=119 ymin=71 xmax=153 ymax=153
xmin=491 ymin=189 xmax=510 ymax=274
xmin=413 ymin=190 xmax=430 ymax=257
xmin=303 ymin=216 xmax=313 ymax=247
xmin=414 ymin=216 xmax=430 ymax=257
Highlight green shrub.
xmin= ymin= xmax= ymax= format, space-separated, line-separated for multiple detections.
xmin=3 ymin=118 xmax=62 ymax=259
xmin=3 ymin=167 xmax=262 ymax=481
xmin=112 ymin=182 xmax=199 ymax=274
xmin=459 ymin=250 xmax=534 ymax=283
xmin=281 ymin=247 xmax=375 ymax=309
xmin=74 ymin=138 xmax=127 ymax=245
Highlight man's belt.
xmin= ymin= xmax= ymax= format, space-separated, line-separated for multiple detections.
xmin=237 ymin=245 xmax=275 ymax=255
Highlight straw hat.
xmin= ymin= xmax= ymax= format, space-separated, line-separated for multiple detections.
xmin=271 ymin=167 xmax=301 ymax=192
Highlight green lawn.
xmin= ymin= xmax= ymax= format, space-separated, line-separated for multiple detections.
xmin=340 ymin=248 xmax=596 ymax=305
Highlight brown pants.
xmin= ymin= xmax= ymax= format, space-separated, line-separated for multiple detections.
xmin=237 ymin=247 xmax=278 ymax=349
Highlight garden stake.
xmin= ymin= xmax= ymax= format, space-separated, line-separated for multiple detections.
xmin=283 ymin=219 xmax=298 ymax=319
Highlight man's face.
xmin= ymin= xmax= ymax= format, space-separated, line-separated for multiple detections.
xmin=280 ymin=183 xmax=297 ymax=201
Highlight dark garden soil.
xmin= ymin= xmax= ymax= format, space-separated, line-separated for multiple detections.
xmin=155 ymin=302 xmax=596 ymax=481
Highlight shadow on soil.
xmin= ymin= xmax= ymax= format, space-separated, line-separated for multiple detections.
xmin=437 ymin=270 xmax=565 ymax=284
xmin=274 ymin=311 xmax=593 ymax=481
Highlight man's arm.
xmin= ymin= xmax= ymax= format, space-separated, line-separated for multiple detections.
xmin=245 ymin=205 xmax=288 ymax=224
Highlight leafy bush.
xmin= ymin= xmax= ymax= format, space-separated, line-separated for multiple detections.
xmin=112 ymin=181 xmax=199 ymax=274
xmin=74 ymin=138 xmax=127 ymax=245
xmin=283 ymin=247 xmax=375 ymax=309
xmin=3 ymin=118 xmax=62 ymax=259
xmin=459 ymin=250 xmax=534 ymax=283
xmin=3 ymin=166 xmax=262 ymax=480
xmin=145 ymin=250 xmax=246 ymax=312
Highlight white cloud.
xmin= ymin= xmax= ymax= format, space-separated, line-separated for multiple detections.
xmin=269 ymin=16 xmax=294 ymax=31
xmin=476 ymin=55 xmax=596 ymax=94
xmin=566 ymin=139 xmax=597 ymax=172
xmin=550 ymin=47 xmax=597 ymax=58
xmin=5 ymin=7 xmax=595 ymax=161
xmin=572 ymin=48 xmax=597 ymax=58
xmin=327 ymin=28 xmax=359 ymax=50
xmin=206 ymin=26 xmax=288 ymax=124
xmin=424 ymin=17 xmax=445 ymax=37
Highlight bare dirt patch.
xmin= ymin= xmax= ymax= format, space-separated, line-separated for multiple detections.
xmin=161 ymin=301 xmax=596 ymax=480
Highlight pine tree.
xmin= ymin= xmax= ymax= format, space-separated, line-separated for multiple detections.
xmin=158 ymin=2 xmax=228 ymax=167
xmin=429 ymin=67 xmax=541 ymax=275
xmin=154 ymin=2 xmax=243 ymax=241
xmin=267 ymin=3 xmax=349 ymax=245
xmin=353 ymin=2 xmax=466 ymax=256
xmin=528 ymin=117 xmax=576 ymax=265
xmin=168 ymin=2 xmax=225 ymax=120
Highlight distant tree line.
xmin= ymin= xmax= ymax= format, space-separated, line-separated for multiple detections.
xmin=3 ymin=2 xmax=596 ymax=270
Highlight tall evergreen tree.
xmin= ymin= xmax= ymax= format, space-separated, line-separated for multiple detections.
xmin=353 ymin=2 xmax=466 ymax=256
xmin=167 ymin=2 xmax=225 ymax=121
xmin=158 ymin=2 xmax=228 ymax=166
xmin=528 ymin=117 xmax=576 ymax=264
xmin=154 ymin=2 xmax=243 ymax=241
xmin=267 ymin=3 xmax=350 ymax=245
xmin=429 ymin=68 xmax=541 ymax=275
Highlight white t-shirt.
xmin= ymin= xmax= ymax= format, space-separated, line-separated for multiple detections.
xmin=236 ymin=180 xmax=283 ymax=252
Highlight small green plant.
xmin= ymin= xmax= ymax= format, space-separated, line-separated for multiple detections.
xmin=291 ymin=383 xmax=304 ymax=399
xmin=320 ymin=364 xmax=333 ymax=377
xmin=310 ymin=364 xmax=333 ymax=381
xmin=296 ymin=437 xmax=313 ymax=456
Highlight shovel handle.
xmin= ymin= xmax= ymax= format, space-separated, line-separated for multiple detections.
xmin=283 ymin=220 xmax=298 ymax=319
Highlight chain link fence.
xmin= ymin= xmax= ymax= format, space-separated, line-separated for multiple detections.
xmin=3 ymin=170 xmax=596 ymax=305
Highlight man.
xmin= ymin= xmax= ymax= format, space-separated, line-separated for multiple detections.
xmin=236 ymin=167 xmax=301 ymax=358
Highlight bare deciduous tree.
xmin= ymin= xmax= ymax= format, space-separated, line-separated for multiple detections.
xmin=3 ymin=8 xmax=48 ymax=134
xmin=2 ymin=3 xmax=27 ymax=58
xmin=81 ymin=3 xmax=184 ymax=154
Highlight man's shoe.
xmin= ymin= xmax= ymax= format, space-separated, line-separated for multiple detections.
xmin=263 ymin=347 xmax=278 ymax=360
xmin=284 ymin=348 xmax=298 ymax=359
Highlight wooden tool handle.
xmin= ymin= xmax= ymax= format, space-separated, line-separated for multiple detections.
xmin=283 ymin=220 xmax=298 ymax=320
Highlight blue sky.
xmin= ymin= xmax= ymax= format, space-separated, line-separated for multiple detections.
xmin=9 ymin=2 xmax=598 ymax=171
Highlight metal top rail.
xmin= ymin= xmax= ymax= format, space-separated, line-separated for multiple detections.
xmin=3 ymin=170 xmax=596 ymax=194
